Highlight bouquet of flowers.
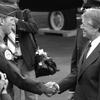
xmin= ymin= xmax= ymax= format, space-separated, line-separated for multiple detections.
xmin=34 ymin=48 xmax=59 ymax=78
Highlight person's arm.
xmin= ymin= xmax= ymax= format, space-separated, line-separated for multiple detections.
xmin=44 ymin=72 xmax=77 ymax=95
xmin=16 ymin=9 xmax=38 ymax=34
xmin=0 ymin=47 xmax=55 ymax=95
xmin=57 ymin=72 xmax=77 ymax=94
xmin=16 ymin=20 xmax=35 ymax=33
xmin=22 ymin=9 xmax=38 ymax=34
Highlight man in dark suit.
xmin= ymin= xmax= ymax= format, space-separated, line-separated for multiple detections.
xmin=45 ymin=8 xmax=100 ymax=100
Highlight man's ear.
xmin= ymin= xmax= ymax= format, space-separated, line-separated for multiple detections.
xmin=93 ymin=27 xmax=99 ymax=33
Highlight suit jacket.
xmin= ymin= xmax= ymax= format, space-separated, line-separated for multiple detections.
xmin=18 ymin=28 xmax=37 ymax=70
xmin=58 ymin=29 xmax=100 ymax=100
xmin=74 ymin=42 xmax=100 ymax=100
xmin=0 ymin=44 xmax=52 ymax=95
xmin=58 ymin=28 xmax=89 ymax=93
xmin=16 ymin=10 xmax=38 ymax=70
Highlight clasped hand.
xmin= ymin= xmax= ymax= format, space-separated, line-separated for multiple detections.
xmin=44 ymin=81 xmax=59 ymax=97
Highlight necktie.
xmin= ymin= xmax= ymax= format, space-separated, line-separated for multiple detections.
xmin=7 ymin=31 xmax=16 ymax=54
xmin=79 ymin=42 xmax=91 ymax=75
xmin=81 ymin=42 xmax=91 ymax=63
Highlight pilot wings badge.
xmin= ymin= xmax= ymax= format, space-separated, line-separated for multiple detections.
xmin=4 ymin=49 xmax=14 ymax=60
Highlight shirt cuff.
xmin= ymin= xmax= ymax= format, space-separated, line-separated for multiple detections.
xmin=68 ymin=90 xmax=75 ymax=94
xmin=53 ymin=82 xmax=60 ymax=93
xmin=2 ymin=90 xmax=7 ymax=94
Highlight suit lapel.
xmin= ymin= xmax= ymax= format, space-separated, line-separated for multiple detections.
xmin=77 ymin=42 xmax=89 ymax=70
xmin=78 ymin=43 xmax=100 ymax=80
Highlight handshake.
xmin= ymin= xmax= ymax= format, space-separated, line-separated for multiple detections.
xmin=44 ymin=81 xmax=60 ymax=97
xmin=43 ymin=81 xmax=75 ymax=100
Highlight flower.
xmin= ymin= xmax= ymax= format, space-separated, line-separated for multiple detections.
xmin=36 ymin=48 xmax=47 ymax=57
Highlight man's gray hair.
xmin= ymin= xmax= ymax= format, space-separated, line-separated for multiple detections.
xmin=82 ymin=8 xmax=100 ymax=29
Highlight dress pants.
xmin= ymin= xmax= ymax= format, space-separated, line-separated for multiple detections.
xmin=13 ymin=59 xmax=38 ymax=100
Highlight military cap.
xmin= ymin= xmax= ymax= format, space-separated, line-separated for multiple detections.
xmin=0 ymin=0 xmax=19 ymax=4
xmin=0 ymin=0 xmax=19 ymax=17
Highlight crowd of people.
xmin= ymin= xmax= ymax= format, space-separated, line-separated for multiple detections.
xmin=0 ymin=0 xmax=100 ymax=100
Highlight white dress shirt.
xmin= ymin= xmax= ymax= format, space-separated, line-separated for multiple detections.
xmin=7 ymin=31 xmax=16 ymax=54
xmin=7 ymin=32 xmax=22 ymax=56
xmin=86 ymin=36 xmax=100 ymax=58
